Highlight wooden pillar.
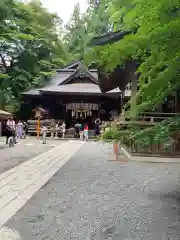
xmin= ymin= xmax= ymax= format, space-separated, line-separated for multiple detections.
xmin=37 ymin=117 xmax=40 ymax=139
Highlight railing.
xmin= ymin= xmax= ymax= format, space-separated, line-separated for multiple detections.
xmin=119 ymin=112 xmax=180 ymax=125
xmin=119 ymin=112 xmax=180 ymax=155
xmin=122 ymin=137 xmax=180 ymax=156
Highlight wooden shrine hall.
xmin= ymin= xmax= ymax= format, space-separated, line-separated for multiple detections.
xmin=21 ymin=61 xmax=122 ymax=129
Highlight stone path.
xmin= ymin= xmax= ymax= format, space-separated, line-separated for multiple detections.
xmin=0 ymin=140 xmax=84 ymax=228
xmin=2 ymin=142 xmax=180 ymax=239
xmin=0 ymin=137 xmax=63 ymax=174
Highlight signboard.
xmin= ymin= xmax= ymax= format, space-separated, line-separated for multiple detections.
xmin=66 ymin=103 xmax=99 ymax=111
xmin=35 ymin=109 xmax=41 ymax=118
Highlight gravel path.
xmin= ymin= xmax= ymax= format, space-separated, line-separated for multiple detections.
xmin=0 ymin=137 xmax=61 ymax=174
xmin=4 ymin=141 xmax=180 ymax=239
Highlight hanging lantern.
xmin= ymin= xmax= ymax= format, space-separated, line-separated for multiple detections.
xmin=89 ymin=110 xmax=92 ymax=116
xmin=80 ymin=112 xmax=83 ymax=118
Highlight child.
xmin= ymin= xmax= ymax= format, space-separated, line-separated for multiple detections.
xmin=41 ymin=124 xmax=47 ymax=144
xmin=84 ymin=123 xmax=88 ymax=141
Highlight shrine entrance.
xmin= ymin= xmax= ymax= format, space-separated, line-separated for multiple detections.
xmin=65 ymin=103 xmax=99 ymax=128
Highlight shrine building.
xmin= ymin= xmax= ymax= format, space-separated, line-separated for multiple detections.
xmin=21 ymin=61 xmax=122 ymax=129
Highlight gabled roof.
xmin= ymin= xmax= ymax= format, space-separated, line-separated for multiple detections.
xmin=22 ymin=60 xmax=123 ymax=96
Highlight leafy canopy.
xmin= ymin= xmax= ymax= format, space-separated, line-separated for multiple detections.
xmin=90 ymin=0 xmax=180 ymax=112
xmin=0 ymin=0 xmax=70 ymax=112
xmin=86 ymin=0 xmax=180 ymax=146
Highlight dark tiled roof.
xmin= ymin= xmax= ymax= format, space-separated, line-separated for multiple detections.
xmin=22 ymin=88 xmax=40 ymax=95
xmin=40 ymin=83 xmax=121 ymax=95
xmin=46 ymin=71 xmax=75 ymax=86
xmin=22 ymin=70 xmax=75 ymax=95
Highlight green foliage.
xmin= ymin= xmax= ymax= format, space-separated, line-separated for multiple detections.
xmin=64 ymin=0 xmax=111 ymax=60
xmin=87 ymin=0 xmax=180 ymax=111
xmin=0 ymin=0 xmax=70 ymax=112
xmin=85 ymin=0 xmax=180 ymax=148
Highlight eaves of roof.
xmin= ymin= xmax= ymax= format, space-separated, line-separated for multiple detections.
xmin=89 ymin=30 xmax=132 ymax=46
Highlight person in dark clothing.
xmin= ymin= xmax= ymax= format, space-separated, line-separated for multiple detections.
xmin=74 ymin=122 xmax=80 ymax=138
xmin=95 ymin=118 xmax=101 ymax=137
xmin=23 ymin=121 xmax=28 ymax=139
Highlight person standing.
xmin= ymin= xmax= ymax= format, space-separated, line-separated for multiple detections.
xmin=50 ymin=119 xmax=56 ymax=139
xmin=41 ymin=124 xmax=47 ymax=144
xmin=74 ymin=122 xmax=80 ymax=138
xmin=61 ymin=121 xmax=66 ymax=139
xmin=79 ymin=123 xmax=84 ymax=140
xmin=55 ymin=122 xmax=59 ymax=139
xmin=84 ymin=123 xmax=89 ymax=141
xmin=23 ymin=121 xmax=28 ymax=139
xmin=6 ymin=117 xmax=16 ymax=144
xmin=16 ymin=120 xmax=23 ymax=140
xmin=95 ymin=118 xmax=101 ymax=137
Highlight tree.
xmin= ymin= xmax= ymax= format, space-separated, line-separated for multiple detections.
xmin=87 ymin=0 xmax=180 ymax=147
xmin=88 ymin=0 xmax=180 ymax=112
xmin=64 ymin=0 xmax=111 ymax=60
xmin=64 ymin=3 xmax=86 ymax=60
xmin=0 ymin=0 xmax=70 ymax=112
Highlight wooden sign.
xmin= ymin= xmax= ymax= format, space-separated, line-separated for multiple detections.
xmin=66 ymin=103 xmax=98 ymax=111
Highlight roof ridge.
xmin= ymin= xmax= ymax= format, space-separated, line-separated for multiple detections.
xmin=61 ymin=60 xmax=81 ymax=70
xmin=56 ymin=69 xmax=76 ymax=72
xmin=59 ymin=68 xmax=80 ymax=85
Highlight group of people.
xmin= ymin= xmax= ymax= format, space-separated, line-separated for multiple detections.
xmin=5 ymin=117 xmax=28 ymax=144
xmin=74 ymin=122 xmax=89 ymax=140
xmin=4 ymin=117 xmax=106 ymax=144
xmin=42 ymin=119 xmax=66 ymax=139
xmin=74 ymin=119 xmax=102 ymax=140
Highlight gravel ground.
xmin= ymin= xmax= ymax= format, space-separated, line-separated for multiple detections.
xmin=4 ymin=141 xmax=180 ymax=240
xmin=0 ymin=137 xmax=61 ymax=174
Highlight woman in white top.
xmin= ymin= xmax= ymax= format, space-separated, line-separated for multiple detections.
xmin=62 ymin=121 xmax=66 ymax=139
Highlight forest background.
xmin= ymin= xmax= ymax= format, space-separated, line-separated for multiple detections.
xmin=0 ymin=0 xmax=179 ymax=144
